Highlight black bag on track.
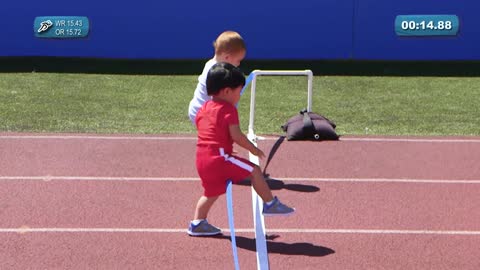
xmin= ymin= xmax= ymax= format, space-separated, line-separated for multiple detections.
xmin=281 ymin=109 xmax=339 ymax=141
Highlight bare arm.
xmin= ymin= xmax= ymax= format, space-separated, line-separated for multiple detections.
xmin=229 ymin=124 xmax=265 ymax=158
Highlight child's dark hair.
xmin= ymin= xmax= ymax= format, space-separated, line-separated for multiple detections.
xmin=206 ymin=62 xmax=245 ymax=96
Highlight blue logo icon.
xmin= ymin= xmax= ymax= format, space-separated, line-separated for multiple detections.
xmin=37 ymin=20 xmax=53 ymax=33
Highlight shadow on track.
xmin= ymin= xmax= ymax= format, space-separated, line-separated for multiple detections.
xmin=205 ymin=235 xmax=334 ymax=257
xmin=235 ymin=178 xmax=320 ymax=193
xmin=235 ymin=135 xmax=320 ymax=192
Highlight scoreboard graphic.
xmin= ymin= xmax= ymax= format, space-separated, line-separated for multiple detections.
xmin=34 ymin=16 xmax=89 ymax=39
xmin=2 ymin=0 xmax=479 ymax=60
xmin=394 ymin=15 xmax=460 ymax=36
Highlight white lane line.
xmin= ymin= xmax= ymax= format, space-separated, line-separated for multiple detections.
xmin=1 ymin=134 xmax=480 ymax=143
xmin=340 ymin=137 xmax=480 ymax=143
xmin=0 ymin=176 xmax=199 ymax=181
xmin=276 ymin=177 xmax=480 ymax=184
xmin=2 ymin=227 xmax=480 ymax=235
xmin=1 ymin=176 xmax=479 ymax=184
xmin=0 ymin=135 xmax=197 ymax=140
xmin=270 ymin=229 xmax=480 ymax=235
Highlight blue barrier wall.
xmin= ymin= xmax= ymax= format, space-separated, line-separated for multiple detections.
xmin=2 ymin=1 xmax=479 ymax=60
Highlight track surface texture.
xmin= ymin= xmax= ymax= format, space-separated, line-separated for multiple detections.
xmin=0 ymin=133 xmax=479 ymax=270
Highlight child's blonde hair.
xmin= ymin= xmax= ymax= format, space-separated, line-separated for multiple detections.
xmin=213 ymin=31 xmax=246 ymax=55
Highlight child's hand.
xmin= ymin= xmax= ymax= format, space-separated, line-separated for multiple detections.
xmin=252 ymin=148 xmax=265 ymax=159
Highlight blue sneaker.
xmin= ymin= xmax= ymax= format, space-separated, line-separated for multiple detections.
xmin=263 ymin=196 xmax=295 ymax=216
xmin=187 ymin=220 xmax=222 ymax=236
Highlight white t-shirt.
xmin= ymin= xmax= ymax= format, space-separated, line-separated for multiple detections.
xmin=188 ymin=58 xmax=217 ymax=124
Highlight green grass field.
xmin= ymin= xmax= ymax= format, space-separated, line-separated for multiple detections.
xmin=1 ymin=73 xmax=479 ymax=136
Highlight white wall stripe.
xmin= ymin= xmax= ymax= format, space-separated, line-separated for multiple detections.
xmin=2 ymin=227 xmax=480 ymax=235
xmin=1 ymin=176 xmax=479 ymax=184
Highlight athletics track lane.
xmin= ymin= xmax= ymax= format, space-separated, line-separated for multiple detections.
xmin=0 ymin=134 xmax=479 ymax=269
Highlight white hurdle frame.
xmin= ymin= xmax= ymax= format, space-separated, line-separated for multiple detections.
xmin=248 ymin=69 xmax=313 ymax=136
xmin=246 ymin=69 xmax=313 ymax=270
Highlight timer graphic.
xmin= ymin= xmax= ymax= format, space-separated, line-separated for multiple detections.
xmin=395 ymin=15 xmax=459 ymax=36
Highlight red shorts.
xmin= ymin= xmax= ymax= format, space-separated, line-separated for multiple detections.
xmin=196 ymin=147 xmax=255 ymax=197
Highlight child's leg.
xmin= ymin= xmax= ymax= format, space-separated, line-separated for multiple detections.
xmin=188 ymin=195 xmax=222 ymax=236
xmin=249 ymin=165 xmax=295 ymax=216
xmin=250 ymin=165 xmax=274 ymax=202
xmin=193 ymin=195 xmax=219 ymax=220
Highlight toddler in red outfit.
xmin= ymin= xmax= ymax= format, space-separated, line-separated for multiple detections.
xmin=188 ymin=62 xmax=295 ymax=236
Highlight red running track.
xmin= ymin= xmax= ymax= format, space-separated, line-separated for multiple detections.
xmin=0 ymin=133 xmax=479 ymax=269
